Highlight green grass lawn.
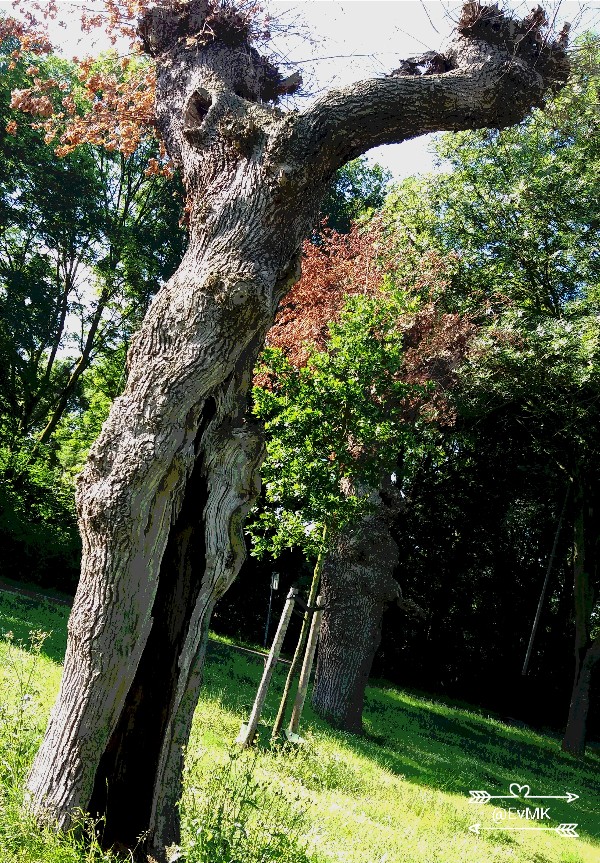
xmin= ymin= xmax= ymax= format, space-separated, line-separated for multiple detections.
xmin=0 ymin=586 xmax=599 ymax=863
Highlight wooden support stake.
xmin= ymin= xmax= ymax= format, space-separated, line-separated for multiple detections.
xmin=287 ymin=595 xmax=324 ymax=738
xmin=272 ymin=532 xmax=326 ymax=739
xmin=236 ymin=587 xmax=297 ymax=747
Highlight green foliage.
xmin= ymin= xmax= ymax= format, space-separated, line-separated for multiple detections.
xmin=0 ymin=590 xmax=69 ymax=663
xmin=0 ymin=52 xmax=105 ymax=443
xmin=373 ymin=36 xmax=600 ymax=703
xmin=248 ymin=291 xmax=428 ymax=560
xmin=0 ymin=621 xmax=122 ymax=862
xmin=321 ymin=157 xmax=391 ymax=234
xmin=54 ymin=346 xmax=127 ymax=482
xmin=0 ymin=41 xmax=185 ymax=590
xmin=180 ymin=749 xmax=313 ymax=863
xmin=0 ymin=447 xmax=80 ymax=590
xmin=0 ymin=44 xmax=185 ymax=446
xmin=460 ymin=309 xmax=600 ymax=439
xmin=0 ymin=629 xmax=50 ymax=790
xmin=383 ymin=36 xmax=600 ymax=317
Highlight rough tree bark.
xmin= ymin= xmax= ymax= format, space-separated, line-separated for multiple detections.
xmin=562 ymin=476 xmax=600 ymax=756
xmin=311 ymin=489 xmax=405 ymax=733
xmin=24 ymin=2 xmax=568 ymax=859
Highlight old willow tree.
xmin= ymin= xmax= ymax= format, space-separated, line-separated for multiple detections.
xmin=19 ymin=1 xmax=569 ymax=859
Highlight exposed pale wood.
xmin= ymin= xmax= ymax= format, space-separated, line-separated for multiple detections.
xmin=288 ymin=595 xmax=324 ymax=736
xmin=237 ymin=587 xmax=297 ymax=747
xmin=272 ymin=532 xmax=326 ymax=739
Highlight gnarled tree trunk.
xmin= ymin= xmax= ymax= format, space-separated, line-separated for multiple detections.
xmin=312 ymin=492 xmax=402 ymax=733
xmin=24 ymin=2 xmax=568 ymax=859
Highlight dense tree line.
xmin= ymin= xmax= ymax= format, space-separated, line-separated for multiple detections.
xmin=0 ymin=40 xmax=186 ymax=586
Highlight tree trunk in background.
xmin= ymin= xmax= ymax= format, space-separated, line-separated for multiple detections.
xmin=562 ymin=642 xmax=600 ymax=755
xmin=562 ymin=479 xmax=600 ymax=755
xmin=22 ymin=2 xmax=569 ymax=859
xmin=312 ymin=494 xmax=401 ymax=733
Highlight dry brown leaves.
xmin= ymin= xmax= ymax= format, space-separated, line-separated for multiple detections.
xmin=6 ymin=1 xmax=271 ymax=158
xmin=267 ymin=221 xmax=392 ymax=366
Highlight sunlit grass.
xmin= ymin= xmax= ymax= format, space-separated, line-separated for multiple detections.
xmin=1 ymin=586 xmax=599 ymax=863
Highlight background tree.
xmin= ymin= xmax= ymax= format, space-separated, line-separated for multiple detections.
xmin=1 ymin=41 xmax=185 ymax=450
xmin=0 ymin=31 xmax=185 ymax=589
xmin=320 ymin=157 xmax=391 ymax=234
xmin=250 ymin=228 xmax=472 ymax=732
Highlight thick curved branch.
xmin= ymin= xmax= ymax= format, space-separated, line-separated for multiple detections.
xmin=292 ymin=3 xmax=569 ymax=176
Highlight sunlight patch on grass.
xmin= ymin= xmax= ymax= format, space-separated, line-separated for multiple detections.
xmin=0 ymin=589 xmax=598 ymax=863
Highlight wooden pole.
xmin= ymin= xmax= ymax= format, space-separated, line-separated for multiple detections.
xmin=236 ymin=587 xmax=297 ymax=747
xmin=522 ymin=482 xmax=570 ymax=676
xmin=288 ymin=595 xmax=324 ymax=737
xmin=272 ymin=528 xmax=327 ymax=739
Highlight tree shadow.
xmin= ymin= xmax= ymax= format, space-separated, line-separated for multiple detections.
xmin=323 ymin=684 xmax=600 ymax=845
xmin=200 ymin=648 xmax=600 ymax=847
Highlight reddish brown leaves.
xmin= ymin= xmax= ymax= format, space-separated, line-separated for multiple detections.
xmin=9 ymin=56 xmax=159 ymax=158
xmin=7 ymin=0 xmax=275 ymax=159
xmin=6 ymin=1 xmax=160 ymax=156
xmin=0 ymin=14 xmax=52 ymax=61
xmin=267 ymin=222 xmax=386 ymax=366
xmin=400 ymin=305 xmax=475 ymax=424
xmin=264 ymin=220 xmax=475 ymax=427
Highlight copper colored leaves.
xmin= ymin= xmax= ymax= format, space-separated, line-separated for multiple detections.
xmin=266 ymin=223 xmax=385 ymax=368
xmin=9 ymin=56 xmax=159 ymax=159
xmin=263 ymin=221 xmax=474 ymax=427
xmin=7 ymin=0 xmax=285 ymax=158
xmin=0 ymin=14 xmax=52 ymax=65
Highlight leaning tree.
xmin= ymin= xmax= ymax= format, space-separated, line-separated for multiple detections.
xmin=19 ymin=1 xmax=569 ymax=859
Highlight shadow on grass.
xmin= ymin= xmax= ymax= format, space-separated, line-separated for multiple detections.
xmin=201 ymin=647 xmax=600 ymax=847
xmin=3 ymin=586 xmax=599 ymax=850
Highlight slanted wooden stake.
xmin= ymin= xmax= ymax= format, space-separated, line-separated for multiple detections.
xmin=236 ymin=587 xmax=297 ymax=747
xmin=272 ymin=529 xmax=327 ymax=739
xmin=287 ymin=595 xmax=324 ymax=739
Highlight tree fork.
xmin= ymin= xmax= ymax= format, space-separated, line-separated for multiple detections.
xmin=23 ymin=2 xmax=570 ymax=858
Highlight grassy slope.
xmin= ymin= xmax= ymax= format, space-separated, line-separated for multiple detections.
xmin=0 ymin=587 xmax=598 ymax=863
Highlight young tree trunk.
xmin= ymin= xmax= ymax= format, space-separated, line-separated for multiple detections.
xmin=312 ymin=495 xmax=401 ymax=733
xmin=23 ymin=3 xmax=568 ymax=859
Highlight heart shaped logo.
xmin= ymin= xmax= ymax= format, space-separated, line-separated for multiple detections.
xmin=509 ymin=783 xmax=531 ymax=798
